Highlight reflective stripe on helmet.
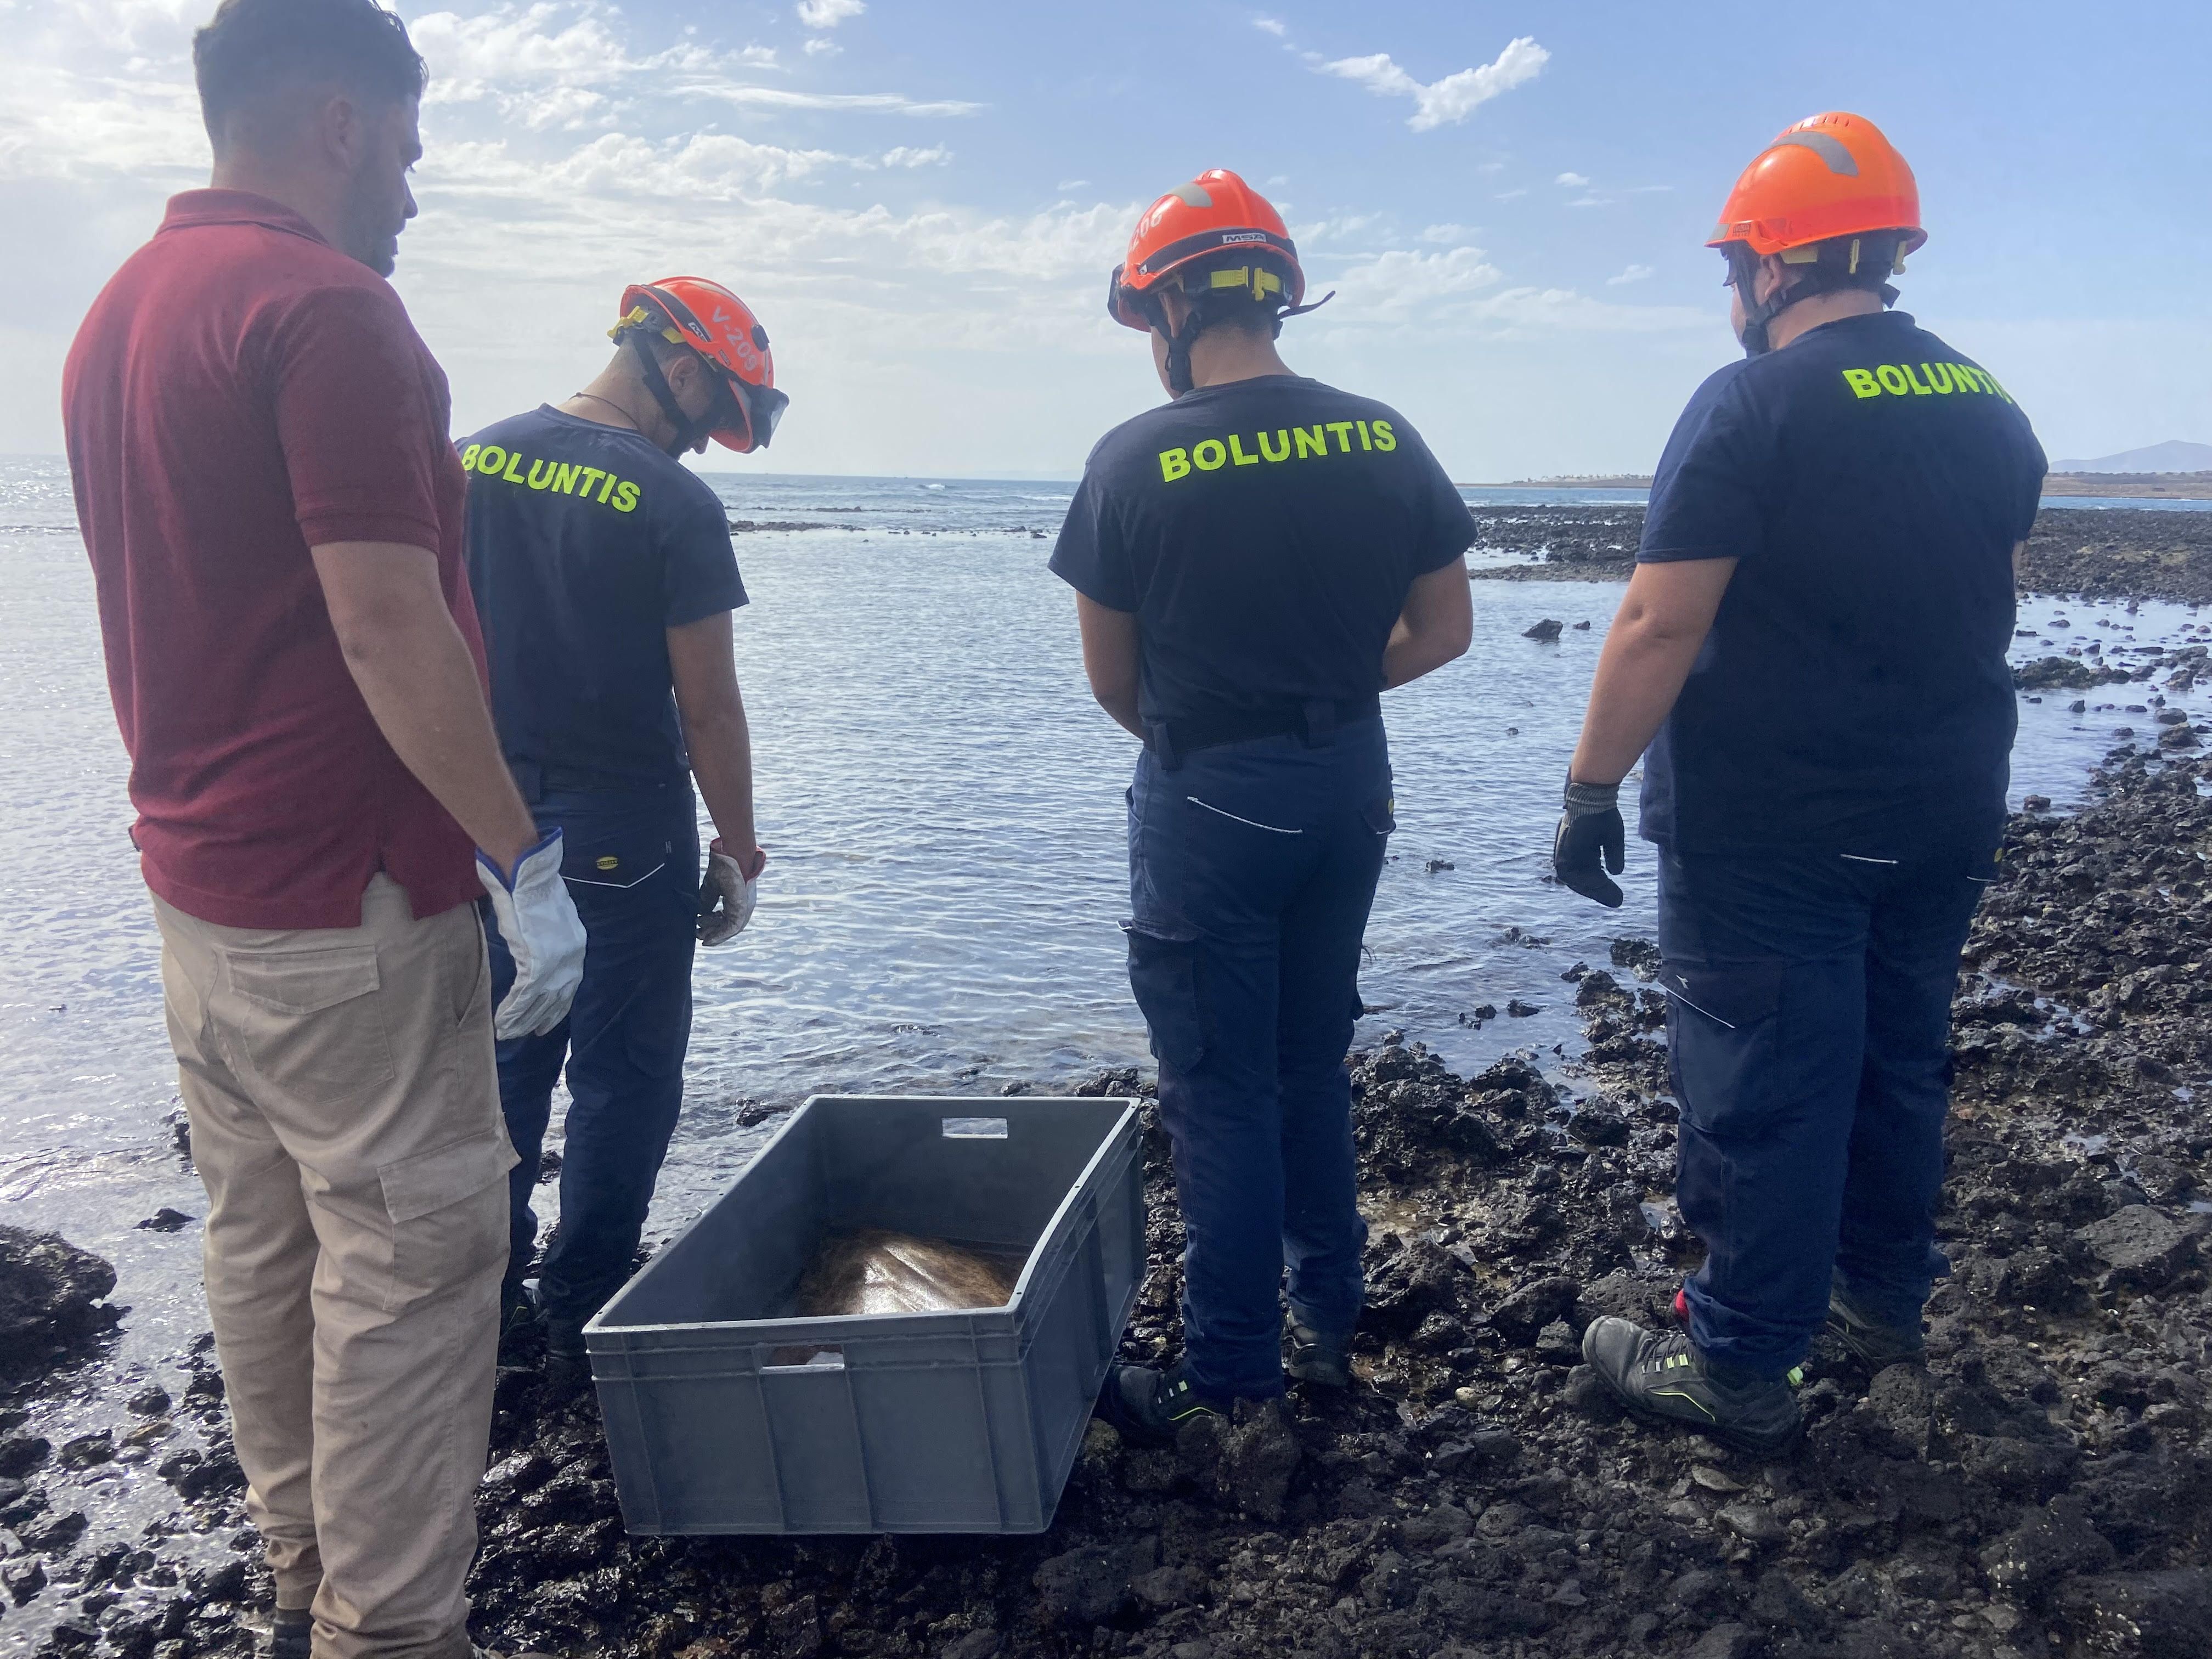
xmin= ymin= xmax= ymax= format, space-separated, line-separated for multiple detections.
xmin=1133 ymin=227 xmax=1300 ymax=281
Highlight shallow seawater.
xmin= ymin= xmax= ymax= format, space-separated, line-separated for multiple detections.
xmin=0 ymin=458 xmax=2204 ymax=1579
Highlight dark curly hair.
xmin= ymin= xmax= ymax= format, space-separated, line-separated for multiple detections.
xmin=194 ymin=0 xmax=427 ymax=145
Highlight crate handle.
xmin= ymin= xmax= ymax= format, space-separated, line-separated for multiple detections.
xmin=763 ymin=1344 xmax=845 ymax=1372
xmin=942 ymin=1116 xmax=1009 ymax=1139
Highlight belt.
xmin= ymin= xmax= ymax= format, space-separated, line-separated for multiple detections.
xmin=1144 ymin=694 xmax=1380 ymax=770
xmin=508 ymin=758 xmax=684 ymax=802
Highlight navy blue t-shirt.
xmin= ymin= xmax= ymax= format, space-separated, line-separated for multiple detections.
xmin=460 ymin=407 xmax=747 ymax=788
xmin=1637 ymin=312 xmax=2046 ymax=856
xmin=1049 ymin=376 xmax=1475 ymax=724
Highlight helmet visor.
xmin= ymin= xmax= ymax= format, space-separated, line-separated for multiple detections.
xmin=709 ymin=374 xmax=790 ymax=453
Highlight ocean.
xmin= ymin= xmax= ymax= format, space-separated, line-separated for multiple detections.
xmin=0 ymin=457 xmax=2203 ymax=1487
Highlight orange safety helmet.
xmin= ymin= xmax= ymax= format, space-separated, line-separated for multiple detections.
xmin=1107 ymin=168 xmax=1308 ymax=331
xmin=611 ymin=276 xmax=788 ymax=454
xmin=1707 ymin=111 xmax=1926 ymax=261
xmin=1106 ymin=169 xmax=1330 ymax=395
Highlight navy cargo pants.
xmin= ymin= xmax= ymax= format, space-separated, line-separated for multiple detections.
xmin=1125 ymin=716 xmax=1392 ymax=1401
xmin=485 ymin=778 xmax=701 ymax=1347
xmin=1658 ymin=843 xmax=1996 ymax=1378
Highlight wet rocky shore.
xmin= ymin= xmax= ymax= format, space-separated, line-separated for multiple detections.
xmin=10 ymin=732 xmax=2211 ymax=1659
xmin=1470 ymin=505 xmax=2212 ymax=606
xmin=8 ymin=517 xmax=2212 ymax=1657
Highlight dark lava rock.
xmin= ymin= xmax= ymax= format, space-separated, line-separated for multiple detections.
xmin=1032 ymin=1544 xmax=1129 ymax=1625
xmin=1687 ymin=1624 xmax=1762 ymax=1659
xmin=2055 ymin=1568 xmax=2212 ymax=1655
xmin=156 ymin=1446 xmax=245 ymax=1501
xmin=3 ymin=1558 xmax=46 ymax=1604
xmin=24 ymin=1509 xmax=88 ymax=1555
xmin=134 ymin=1209 xmax=194 ymax=1233
xmin=2076 ymin=1205 xmax=2197 ymax=1289
xmin=1565 ymin=1103 xmax=1628 ymax=1146
xmin=1522 ymin=618 xmax=1564 ymax=641
xmin=1532 ymin=1321 xmax=1581 ymax=1365
xmin=0 ymin=1227 xmax=119 ymax=1372
xmin=1981 ymin=1498 xmax=2117 ymax=1594
xmin=0 ymin=1435 xmax=50 ymax=1478
xmin=57 ymin=1431 xmax=114 ymax=1470
xmin=125 ymin=1386 xmax=171 ymax=1417
xmin=183 ymin=1560 xmax=247 ymax=1603
xmin=1488 ymin=1275 xmax=1579 ymax=1345
xmin=2015 ymin=654 xmax=2130 ymax=690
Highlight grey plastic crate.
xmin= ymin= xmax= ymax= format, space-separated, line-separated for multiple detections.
xmin=583 ymin=1093 xmax=1144 ymax=1535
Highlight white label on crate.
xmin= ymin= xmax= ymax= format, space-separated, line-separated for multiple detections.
xmin=942 ymin=1116 xmax=1009 ymax=1139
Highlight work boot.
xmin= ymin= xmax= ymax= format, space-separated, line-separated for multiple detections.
xmin=265 ymin=1611 xmax=311 ymax=1659
xmin=1096 ymin=1359 xmax=1233 ymax=1447
xmin=1582 ymin=1317 xmax=1803 ymax=1457
xmin=1285 ymin=1319 xmax=1352 ymax=1389
xmin=1826 ymin=1272 xmax=1926 ymax=1370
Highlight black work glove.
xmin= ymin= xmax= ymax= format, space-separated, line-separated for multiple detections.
xmin=1553 ymin=777 xmax=1626 ymax=908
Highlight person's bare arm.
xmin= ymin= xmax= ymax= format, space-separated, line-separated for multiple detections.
xmin=1568 ymin=558 xmax=1739 ymax=786
xmin=312 ymin=542 xmax=538 ymax=872
xmin=1384 ymin=561 xmax=1475 ymax=689
xmin=1076 ymin=594 xmax=1143 ymax=739
xmin=668 ymin=611 xmax=761 ymax=868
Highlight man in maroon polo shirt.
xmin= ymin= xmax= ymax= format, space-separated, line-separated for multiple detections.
xmin=62 ymin=4 xmax=585 ymax=1657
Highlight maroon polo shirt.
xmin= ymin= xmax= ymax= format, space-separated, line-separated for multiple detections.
xmin=64 ymin=190 xmax=485 ymax=929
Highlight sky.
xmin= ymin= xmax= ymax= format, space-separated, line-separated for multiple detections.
xmin=3 ymin=0 xmax=2209 ymax=479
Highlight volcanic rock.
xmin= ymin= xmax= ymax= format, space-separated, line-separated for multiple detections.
xmin=0 ymin=1227 xmax=119 ymax=1373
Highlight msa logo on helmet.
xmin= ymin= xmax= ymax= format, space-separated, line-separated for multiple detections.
xmin=1218 ymin=230 xmax=1269 ymax=245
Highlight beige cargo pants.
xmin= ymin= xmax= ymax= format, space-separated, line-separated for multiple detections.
xmin=155 ymin=874 xmax=514 ymax=1659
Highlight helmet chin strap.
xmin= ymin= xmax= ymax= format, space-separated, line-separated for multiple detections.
xmin=1138 ymin=294 xmax=1201 ymax=397
xmin=624 ymin=332 xmax=715 ymax=455
xmin=1147 ymin=285 xmax=1334 ymax=398
xmin=1728 ymin=246 xmax=1791 ymax=358
xmin=1728 ymin=242 xmax=1901 ymax=358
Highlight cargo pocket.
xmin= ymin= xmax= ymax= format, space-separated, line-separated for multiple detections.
xmin=1660 ymin=960 xmax=1784 ymax=1140
xmin=222 ymin=946 xmax=394 ymax=1107
xmin=1123 ymin=921 xmax=1206 ymax=1074
xmin=378 ymin=1128 xmax=516 ymax=1312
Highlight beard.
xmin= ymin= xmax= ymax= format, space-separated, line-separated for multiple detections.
xmin=340 ymin=167 xmax=407 ymax=276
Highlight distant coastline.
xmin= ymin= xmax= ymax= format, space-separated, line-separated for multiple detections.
xmin=1464 ymin=471 xmax=2212 ymax=500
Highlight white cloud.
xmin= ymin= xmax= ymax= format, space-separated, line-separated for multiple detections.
xmin=411 ymin=4 xmax=771 ymax=101
xmin=1314 ymin=251 xmax=1703 ymax=338
xmin=529 ymin=130 xmax=848 ymax=197
xmin=1318 ymin=36 xmax=1547 ymax=132
xmin=505 ymin=84 xmax=613 ymax=131
xmin=1293 ymin=212 xmax=1383 ymax=244
xmin=1495 ymin=188 xmax=1529 ymax=201
xmin=797 ymin=0 xmax=865 ymax=28
xmin=1607 ymin=263 xmax=1655 ymax=286
xmin=1324 ymin=246 xmax=1504 ymax=318
xmin=802 ymin=37 xmax=840 ymax=57
xmin=1567 ymin=194 xmax=1612 ymax=209
xmin=699 ymin=87 xmax=980 ymax=116
xmin=0 ymin=0 xmax=1723 ymax=476
xmin=1252 ymin=15 xmax=1288 ymax=36
xmin=1555 ymin=171 xmax=1590 ymax=188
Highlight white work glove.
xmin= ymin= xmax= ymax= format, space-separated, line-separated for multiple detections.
xmin=698 ymin=839 xmax=766 ymax=946
xmin=477 ymin=831 xmax=588 ymax=1038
